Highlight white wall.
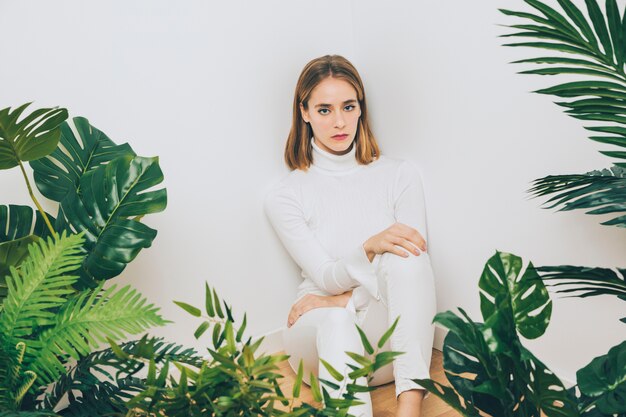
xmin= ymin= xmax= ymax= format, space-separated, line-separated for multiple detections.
xmin=1 ymin=0 xmax=624 ymax=384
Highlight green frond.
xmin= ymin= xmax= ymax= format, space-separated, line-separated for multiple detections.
xmin=0 ymin=231 xmax=84 ymax=341
xmin=25 ymin=283 xmax=167 ymax=385
xmin=529 ymin=166 xmax=626 ymax=227
xmin=38 ymin=336 xmax=201 ymax=415
xmin=537 ymin=265 xmax=626 ymax=298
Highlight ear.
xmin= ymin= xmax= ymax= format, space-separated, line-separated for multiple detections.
xmin=299 ymin=102 xmax=310 ymax=124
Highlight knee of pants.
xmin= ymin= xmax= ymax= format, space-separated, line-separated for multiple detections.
xmin=316 ymin=308 xmax=363 ymax=355
xmin=379 ymin=252 xmax=433 ymax=284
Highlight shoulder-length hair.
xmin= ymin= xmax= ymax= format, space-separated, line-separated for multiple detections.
xmin=284 ymin=54 xmax=380 ymax=171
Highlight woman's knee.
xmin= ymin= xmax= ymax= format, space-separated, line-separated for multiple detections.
xmin=379 ymin=252 xmax=433 ymax=281
xmin=316 ymin=308 xmax=362 ymax=351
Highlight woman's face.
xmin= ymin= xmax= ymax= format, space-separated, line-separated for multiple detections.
xmin=300 ymin=77 xmax=361 ymax=156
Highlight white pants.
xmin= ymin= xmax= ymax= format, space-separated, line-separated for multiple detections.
xmin=283 ymin=252 xmax=437 ymax=417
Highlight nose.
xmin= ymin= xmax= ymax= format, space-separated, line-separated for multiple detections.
xmin=334 ymin=112 xmax=345 ymax=129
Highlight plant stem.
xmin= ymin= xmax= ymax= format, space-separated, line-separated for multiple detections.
xmin=18 ymin=160 xmax=55 ymax=236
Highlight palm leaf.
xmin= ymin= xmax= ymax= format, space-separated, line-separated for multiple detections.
xmin=529 ymin=166 xmax=626 ymax=227
xmin=25 ymin=282 xmax=167 ymax=384
xmin=57 ymin=155 xmax=167 ymax=287
xmin=0 ymin=103 xmax=68 ymax=170
xmin=38 ymin=336 xmax=201 ymax=413
xmin=500 ymin=0 xmax=626 ymax=174
xmin=30 ymin=117 xmax=135 ymax=203
xmin=537 ymin=264 xmax=626 ymax=300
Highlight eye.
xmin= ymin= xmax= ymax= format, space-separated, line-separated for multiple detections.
xmin=318 ymin=108 xmax=330 ymax=115
xmin=344 ymin=104 xmax=356 ymax=111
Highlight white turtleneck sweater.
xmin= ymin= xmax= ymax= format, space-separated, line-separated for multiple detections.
xmin=264 ymin=139 xmax=428 ymax=321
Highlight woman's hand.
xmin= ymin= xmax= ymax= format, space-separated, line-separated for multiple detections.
xmin=287 ymin=291 xmax=352 ymax=328
xmin=363 ymin=222 xmax=427 ymax=262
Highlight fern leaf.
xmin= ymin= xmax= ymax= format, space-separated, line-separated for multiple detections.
xmin=0 ymin=232 xmax=84 ymax=340
xmin=25 ymin=283 xmax=167 ymax=384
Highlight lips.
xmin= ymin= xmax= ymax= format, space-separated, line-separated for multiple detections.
xmin=332 ymin=134 xmax=348 ymax=140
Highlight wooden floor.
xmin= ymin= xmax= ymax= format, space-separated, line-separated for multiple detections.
xmin=275 ymin=349 xmax=461 ymax=417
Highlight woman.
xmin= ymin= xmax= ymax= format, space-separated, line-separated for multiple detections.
xmin=264 ymin=54 xmax=436 ymax=417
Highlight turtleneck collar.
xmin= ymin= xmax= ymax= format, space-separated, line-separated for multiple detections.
xmin=311 ymin=138 xmax=360 ymax=174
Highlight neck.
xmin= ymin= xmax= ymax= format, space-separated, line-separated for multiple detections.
xmin=311 ymin=138 xmax=359 ymax=173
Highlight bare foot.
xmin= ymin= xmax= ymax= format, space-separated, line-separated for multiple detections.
xmin=396 ymin=389 xmax=425 ymax=417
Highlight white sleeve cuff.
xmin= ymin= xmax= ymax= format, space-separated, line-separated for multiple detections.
xmin=342 ymin=244 xmax=380 ymax=301
xmin=345 ymin=295 xmax=357 ymax=314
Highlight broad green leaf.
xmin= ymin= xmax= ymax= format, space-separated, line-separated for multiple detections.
xmin=479 ymin=251 xmax=552 ymax=339
xmin=0 ymin=205 xmax=55 ymax=243
xmin=30 ymin=117 xmax=135 ymax=202
xmin=577 ymin=340 xmax=626 ymax=414
xmin=57 ymin=155 xmax=167 ymax=286
xmin=0 ymin=103 xmax=68 ymax=170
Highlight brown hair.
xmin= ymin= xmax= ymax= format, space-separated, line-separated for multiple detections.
xmin=284 ymin=54 xmax=380 ymax=171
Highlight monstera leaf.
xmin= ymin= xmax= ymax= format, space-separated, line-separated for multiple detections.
xmin=577 ymin=340 xmax=626 ymax=415
xmin=30 ymin=117 xmax=135 ymax=203
xmin=57 ymin=155 xmax=167 ymax=286
xmin=479 ymin=251 xmax=552 ymax=340
xmin=0 ymin=205 xmax=55 ymax=243
xmin=0 ymin=103 xmax=68 ymax=170
xmin=416 ymin=308 xmax=578 ymax=417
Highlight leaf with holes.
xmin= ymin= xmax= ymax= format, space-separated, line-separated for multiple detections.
xmin=479 ymin=251 xmax=552 ymax=340
xmin=30 ymin=116 xmax=135 ymax=203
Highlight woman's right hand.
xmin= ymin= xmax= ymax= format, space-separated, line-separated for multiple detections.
xmin=363 ymin=222 xmax=427 ymax=262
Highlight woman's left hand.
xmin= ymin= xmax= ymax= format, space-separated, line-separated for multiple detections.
xmin=287 ymin=291 xmax=352 ymax=328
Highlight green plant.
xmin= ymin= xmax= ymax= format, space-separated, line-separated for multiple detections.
xmin=0 ymin=103 xmax=169 ymax=414
xmin=415 ymin=1 xmax=625 ymax=416
xmin=93 ymin=283 xmax=403 ymax=417
xmin=0 ymin=232 xmax=166 ymax=411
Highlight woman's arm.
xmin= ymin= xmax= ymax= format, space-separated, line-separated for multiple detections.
xmin=392 ymin=160 xmax=428 ymax=242
xmin=264 ymin=183 xmax=379 ymax=299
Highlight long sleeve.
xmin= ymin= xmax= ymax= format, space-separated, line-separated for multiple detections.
xmin=264 ymin=183 xmax=380 ymax=299
xmin=392 ymin=161 xmax=428 ymax=242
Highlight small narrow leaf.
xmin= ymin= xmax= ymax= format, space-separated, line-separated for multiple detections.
xmin=378 ymin=316 xmax=400 ymax=348
xmin=355 ymin=324 xmax=374 ymax=354
xmin=319 ymin=358 xmax=344 ymax=381
xmin=173 ymin=301 xmax=201 ymax=317
xmin=194 ymin=321 xmax=210 ymax=339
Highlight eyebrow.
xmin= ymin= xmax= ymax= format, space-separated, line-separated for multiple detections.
xmin=314 ymin=99 xmax=357 ymax=108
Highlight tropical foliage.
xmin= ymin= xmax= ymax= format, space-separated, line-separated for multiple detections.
xmin=415 ymin=1 xmax=626 ymax=416
xmin=0 ymin=104 xmax=169 ymax=414
xmin=116 ymin=283 xmax=402 ymax=417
